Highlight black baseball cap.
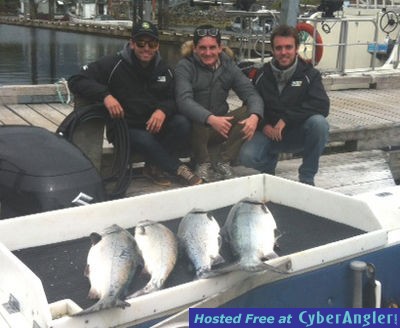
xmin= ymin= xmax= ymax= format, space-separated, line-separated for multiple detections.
xmin=132 ymin=21 xmax=159 ymax=40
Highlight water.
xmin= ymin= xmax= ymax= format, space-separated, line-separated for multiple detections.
xmin=0 ymin=24 xmax=182 ymax=85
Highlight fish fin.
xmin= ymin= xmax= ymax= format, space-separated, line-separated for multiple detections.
xmin=84 ymin=264 xmax=90 ymax=277
xmin=134 ymin=224 xmax=146 ymax=236
xmin=87 ymin=288 xmax=100 ymax=300
xmin=127 ymin=282 xmax=161 ymax=299
xmin=89 ymin=232 xmax=101 ymax=245
xmin=212 ymin=254 xmax=225 ymax=266
xmin=261 ymin=203 xmax=269 ymax=214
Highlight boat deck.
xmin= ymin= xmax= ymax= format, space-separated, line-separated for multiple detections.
xmin=13 ymin=202 xmax=364 ymax=310
xmin=0 ymin=83 xmax=399 ymax=196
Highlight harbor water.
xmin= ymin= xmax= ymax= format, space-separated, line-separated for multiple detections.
xmin=0 ymin=24 xmax=182 ymax=85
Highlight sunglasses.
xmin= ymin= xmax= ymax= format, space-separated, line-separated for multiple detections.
xmin=195 ymin=28 xmax=220 ymax=37
xmin=135 ymin=39 xmax=159 ymax=49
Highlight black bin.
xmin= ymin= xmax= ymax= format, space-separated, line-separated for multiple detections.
xmin=0 ymin=126 xmax=106 ymax=219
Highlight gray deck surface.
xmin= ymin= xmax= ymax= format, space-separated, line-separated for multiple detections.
xmin=0 ymin=86 xmax=399 ymax=196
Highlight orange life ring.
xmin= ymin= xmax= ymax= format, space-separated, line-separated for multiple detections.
xmin=296 ymin=22 xmax=324 ymax=65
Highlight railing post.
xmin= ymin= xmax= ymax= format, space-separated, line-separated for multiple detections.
xmin=337 ymin=19 xmax=349 ymax=74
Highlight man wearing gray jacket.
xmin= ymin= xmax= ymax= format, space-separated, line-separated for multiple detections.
xmin=174 ymin=25 xmax=264 ymax=182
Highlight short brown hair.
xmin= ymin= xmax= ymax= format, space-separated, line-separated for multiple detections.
xmin=270 ymin=25 xmax=299 ymax=49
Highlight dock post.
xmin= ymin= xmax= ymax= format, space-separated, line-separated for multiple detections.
xmin=280 ymin=0 xmax=300 ymax=27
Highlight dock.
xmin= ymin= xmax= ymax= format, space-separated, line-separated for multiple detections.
xmin=0 ymin=76 xmax=399 ymax=197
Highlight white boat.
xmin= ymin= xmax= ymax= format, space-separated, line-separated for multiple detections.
xmin=1 ymin=174 xmax=400 ymax=327
xmin=233 ymin=1 xmax=400 ymax=76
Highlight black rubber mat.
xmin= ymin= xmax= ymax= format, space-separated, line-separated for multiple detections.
xmin=12 ymin=202 xmax=365 ymax=309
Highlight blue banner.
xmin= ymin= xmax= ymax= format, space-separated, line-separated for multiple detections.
xmin=189 ymin=308 xmax=399 ymax=327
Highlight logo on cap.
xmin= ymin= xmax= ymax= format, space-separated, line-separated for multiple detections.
xmin=142 ymin=22 xmax=151 ymax=30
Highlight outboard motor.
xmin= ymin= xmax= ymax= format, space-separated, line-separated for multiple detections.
xmin=318 ymin=0 xmax=344 ymax=17
xmin=0 ymin=126 xmax=106 ymax=219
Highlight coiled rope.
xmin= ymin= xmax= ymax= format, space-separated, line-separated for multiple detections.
xmin=56 ymin=103 xmax=132 ymax=199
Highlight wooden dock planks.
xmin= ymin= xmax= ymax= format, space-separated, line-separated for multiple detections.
xmin=276 ymin=150 xmax=396 ymax=195
xmin=0 ymin=86 xmax=399 ymax=196
xmin=6 ymin=104 xmax=59 ymax=132
xmin=0 ymin=104 xmax=29 ymax=125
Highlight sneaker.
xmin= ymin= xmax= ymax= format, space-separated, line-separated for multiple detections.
xmin=177 ymin=165 xmax=203 ymax=186
xmin=143 ymin=164 xmax=172 ymax=187
xmin=195 ymin=162 xmax=214 ymax=182
xmin=214 ymin=161 xmax=235 ymax=179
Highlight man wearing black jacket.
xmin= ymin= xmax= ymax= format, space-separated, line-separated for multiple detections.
xmin=239 ymin=25 xmax=330 ymax=186
xmin=68 ymin=21 xmax=202 ymax=186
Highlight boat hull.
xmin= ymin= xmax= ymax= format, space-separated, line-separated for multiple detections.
xmin=0 ymin=174 xmax=399 ymax=327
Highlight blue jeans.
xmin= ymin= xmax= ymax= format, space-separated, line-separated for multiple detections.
xmin=128 ymin=114 xmax=191 ymax=174
xmin=239 ymin=115 xmax=329 ymax=184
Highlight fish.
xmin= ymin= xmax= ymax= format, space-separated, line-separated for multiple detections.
xmin=127 ymin=220 xmax=178 ymax=298
xmin=75 ymin=224 xmax=144 ymax=315
xmin=220 ymin=197 xmax=280 ymax=272
xmin=177 ymin=209 xmax=224 ymax=278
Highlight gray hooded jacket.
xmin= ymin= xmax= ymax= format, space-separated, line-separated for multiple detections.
xmin=174 ymin=41 xmax=264 ymax=124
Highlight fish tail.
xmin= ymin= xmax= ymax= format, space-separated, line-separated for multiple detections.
xmin=71 ymin=298 xmax=130 ymax=316
xmin=247 ymin=261 xmax=289 ymax=274
xmin=200 ymin=262 xmax=243 ymax=278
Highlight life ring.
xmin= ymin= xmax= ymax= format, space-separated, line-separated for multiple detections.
xmin=296 ymin=22 xmax=324 ymax=65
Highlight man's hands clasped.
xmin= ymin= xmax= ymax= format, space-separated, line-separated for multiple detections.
xmin=207 ymin=113 xmax=259 ymax=141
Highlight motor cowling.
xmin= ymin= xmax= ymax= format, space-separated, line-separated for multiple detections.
xmin=0 ymin=126 xmax=106 ymax=219
xmin=318 ymin=0 xmax=344 ymax=17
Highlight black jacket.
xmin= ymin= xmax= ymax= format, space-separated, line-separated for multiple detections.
xmin=254 ymin=57 xmax=330 ymax=128
xmin=68 ymin=43 xmax=175 ymax=129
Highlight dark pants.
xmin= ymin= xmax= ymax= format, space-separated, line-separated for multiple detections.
xmin=128 ymin=114 xmax=190 ymax=174
xmin=191 ymin=106 xmax=249 ymax=164
xmin=239 ymin=114 xmax=329 ymax=184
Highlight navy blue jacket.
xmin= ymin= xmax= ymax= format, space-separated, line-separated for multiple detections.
xmin=254 ymin=57 xmax=330 ymax=128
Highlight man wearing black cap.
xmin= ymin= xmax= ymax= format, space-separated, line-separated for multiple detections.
xmin=174 ymin=25 xmax=264 ymax=182
xmin=68 ymin=21 xmax=202 ymax=187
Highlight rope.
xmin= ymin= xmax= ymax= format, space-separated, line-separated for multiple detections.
xmin=54 ymin=78 xmax=71 ymax=104
xmin=56 ymin=104 xmax=132 ymax=199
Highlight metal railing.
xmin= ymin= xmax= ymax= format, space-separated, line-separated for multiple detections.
xmin=300 ymin=14 xmax=400 ymax=73
xmin=352 ymin=0 xmax=400 ymax=9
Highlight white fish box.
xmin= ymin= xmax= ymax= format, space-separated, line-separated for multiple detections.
xmin=0 ymin=174 xmax=399 ymax=328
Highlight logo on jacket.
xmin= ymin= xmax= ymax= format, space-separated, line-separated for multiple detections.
xmin=291 ymin=80 xmax=303 ymax=87
xmin=157 ymin=75 xmax=167 ymax=82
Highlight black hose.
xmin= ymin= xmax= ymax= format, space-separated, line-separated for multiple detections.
xmin=56 ymin=103 xmax=132 ymax=199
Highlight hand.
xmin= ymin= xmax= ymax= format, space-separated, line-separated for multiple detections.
xmin=146 ymin=109 xmax=166 ymax=134
xmin=263 ymin=119 xmax=286 ymax=141
xmin=104 ymin=94 xmax=124 ymax=118
xmin=239 ymin=114 xmax=259 ymax=140
xmin=207 ymin=115 xmax=234 ymax=139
